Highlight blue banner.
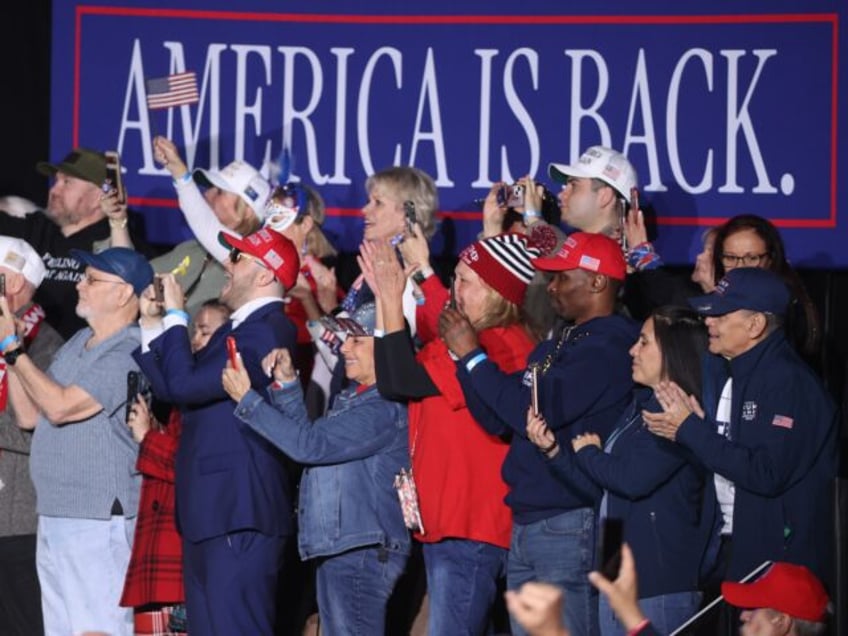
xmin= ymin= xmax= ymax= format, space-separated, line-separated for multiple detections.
xmin=50 ymin=1 xmax=845 ymax=267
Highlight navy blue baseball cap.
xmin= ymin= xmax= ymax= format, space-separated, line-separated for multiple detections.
xmin=71 ymin=247 xmax=154 ymax=296
xmin=688 ymin=267 xmax=790 ymax=317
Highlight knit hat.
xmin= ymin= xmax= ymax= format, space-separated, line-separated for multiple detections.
xmin=458 ymin=233 xmax=541 ymax=305
xmin=219 ymin=228 xmax=300 ymax=290
xmin=722 ymin=562 xmax=829 ymax=623
xmin=531 ymin=232 xmax=626 ymax=281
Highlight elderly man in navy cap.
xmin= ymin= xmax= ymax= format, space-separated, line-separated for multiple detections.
xmin=0 ymin=246 xmax=153 ymax=636
xmin=644 ymin=268 xmax=837 ymax=593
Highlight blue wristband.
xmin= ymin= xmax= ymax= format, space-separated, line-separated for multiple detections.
xmin=173 ymin=171 xmax=192 ymax=186
xmin=0 ymin=334 xmax=20 ymax=352
xmin=280 ymin=377 xmax=300 ymax=389
xmin=465 ymin=352 xmax=488 ymax=373
xmin=165 ymin=308 xmax=190 ymax=322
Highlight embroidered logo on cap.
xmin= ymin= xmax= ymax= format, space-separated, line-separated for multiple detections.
xmin=579 ymin=255 xmax=600 ymax=271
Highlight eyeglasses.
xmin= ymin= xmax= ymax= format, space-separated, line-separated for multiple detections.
xmin=81 ymin=273 xmax=128 ymax=287
xmin=720 ymin=252 xmax=769 ymax=268
xmin=228 ymin=249 xmax=268 ymax=270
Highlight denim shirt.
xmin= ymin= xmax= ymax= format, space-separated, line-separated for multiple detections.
xmin=235 ymin=384 xmax=411 ymax=560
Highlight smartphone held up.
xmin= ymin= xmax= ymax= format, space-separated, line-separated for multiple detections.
xmin=103 ymin=151 xmax=126 ymax=205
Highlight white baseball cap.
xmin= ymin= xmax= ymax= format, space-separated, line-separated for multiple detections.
xmin=193 ymin=160 xmax=271 ymax=219
xmin=0 ymin=236 xmax=46 ymax=286
xmin=548 ymin=146 xmax=637 ymax=200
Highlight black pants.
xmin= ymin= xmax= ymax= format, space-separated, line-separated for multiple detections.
xmin=0 ymin=534 xmax=44 ymax=636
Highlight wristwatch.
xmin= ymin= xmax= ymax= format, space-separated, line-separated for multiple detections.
xmin=4 ymin=346 xmax=25 ymax=366
xmin=412 ymin=267 xmax=433 ymax=286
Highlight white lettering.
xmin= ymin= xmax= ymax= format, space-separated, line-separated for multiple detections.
xmin=232 ymin=45 xmax=272 ymax=171
xmin=472 ymin=49 xmax=498 ymax=188
xmin=623 ymin=49 xmax=665 ymax=192
xmin=565 ymin=50 xmax=611 ymax=160
xmin=409 ymin=48 xmax=453 ymax=186
xmin=501 ymin=48 xmax=540 ymax=183
xmin=278 ymin=46 xmax=326 ymax=183
xmin=357 ymin=47 xmax=402 ymax=174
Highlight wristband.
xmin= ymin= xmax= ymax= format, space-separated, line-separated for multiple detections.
xmin=539 ymin=440 xmax=559 ymax=455
xmin=280 ymin=377 xmax=300 ymax=389
xmin=165 ymin=308 xmax=190 ymax=322
xmin=109 ymin=217 xmax=128 ymax=229
xmin=0 ymin=334 xmax=20 ymax=353
xmin=465 ymin=352 xmax=487 ymax=373
xmin=522 ymin=209 xmax=541 ymax=225
xmin=411 ymin=267 xmax=433 ymax=286
xmin=173 ymin=171 xmax=192 ymax=185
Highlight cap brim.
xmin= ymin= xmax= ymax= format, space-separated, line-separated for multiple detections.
xmin=530 ymin=255 xmax=570 ymax=272
xmin=36 ymin=161 xmax=98 ymax=186
xmin=70 ymin=249 xmax=108 ymax=273
xmin=721 ymin=581 xmax=765 ymax=610
xmin=548 ymin=161 xmax=593 ymax=184
xmin=218 ymin=231 xmax=243 ymax=251
xmin=687 ymin=293 xmax=736 ymax=316
xmin=193 ymin=168 xmax=231 ymax=192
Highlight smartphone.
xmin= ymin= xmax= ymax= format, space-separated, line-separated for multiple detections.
xmin=153 ymin=276 xmax=165 ymax=303
xmin=448 ymin=274 xmax=457 ymax=310
xmin=597 ymin=517 xmax=624 ymax=580
xmin=496 ymin=184 xmax=525 ymax=208
xmin=620 ymin=186 xmax=639 ymax=253
xmin=0 ymin=273 xmax=5 ymax=297
xmin=530 ymin=366 xmax=540 ymax=416
xmin=226 ymin=336 xmax=239 ymax=367
xmin=404 ymin=200 xmax=417 ymax=234
xmin=126 ymin=370 xmax=141 ymax=423
xmin=104 ymin=150 xmax=126 ymax=205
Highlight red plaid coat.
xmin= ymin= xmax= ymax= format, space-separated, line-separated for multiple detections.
xmin=121 ymin=411 xmax=184 ymax=607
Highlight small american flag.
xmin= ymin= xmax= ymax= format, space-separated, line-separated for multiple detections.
xmin=772 ymin=414 xmax=794 ymax=429
xmin=145 ymin=72 xmax=199 ymax=110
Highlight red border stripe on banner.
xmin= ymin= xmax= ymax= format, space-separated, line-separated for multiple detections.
xmin=76 ymin=7 xmax=839 ymax=229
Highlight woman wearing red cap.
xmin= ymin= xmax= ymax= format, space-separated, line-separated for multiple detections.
xmin=363 ymin=233 xmax=539 ymax=636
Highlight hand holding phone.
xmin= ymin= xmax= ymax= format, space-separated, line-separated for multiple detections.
xmin=0 ymin=273 xmax=5 ymax=298
xmin=104 ymin=151 xmax=126 ymax=205
xmin=448 ymin=275 xmax=457 ymax=310
xmin=226 ymin=336 xmax=239 ymax=367
xmin=126 ymin=371 xmax=141 ymax=423
xmin=153 ymin=276 xmax=165 ymax=303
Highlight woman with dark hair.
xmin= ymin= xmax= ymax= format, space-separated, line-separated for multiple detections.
xmin=527 ymin=306 xmax=711 ymax=635
xmin=711 ymin=214 xmax=820 ymax=358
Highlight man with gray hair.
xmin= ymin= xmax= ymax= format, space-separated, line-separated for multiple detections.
xmin=0 ymin=246 xmax=153 ymax=636
xmin=0 ymin=236 xmax=64 ymax=635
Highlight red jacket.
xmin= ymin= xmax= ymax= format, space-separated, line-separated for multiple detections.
xmin=121 ymin=411 xmax=184 ymax=607
xmin=410 ymin=325 xmax=534 ymax=548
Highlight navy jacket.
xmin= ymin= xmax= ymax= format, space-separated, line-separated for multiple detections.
xmin=457 ymin=314 xmax=638 ymax=524
xmin=549 ymin=390 xmax=709 ymax=599
xmin=234 ymin=383 xmax=411 ymax=560
xmin=135 ymin=302 xmax=297 ymax=542
xmin=676 ymin=330 xmax=837 ymax=582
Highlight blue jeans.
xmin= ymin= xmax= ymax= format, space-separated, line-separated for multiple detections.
xmin=508 ymin=508 xmax=597 ymax=636
xmin=316 ymin=546 xmax=407 ymax=635
xmin=422 ymin=538 xmax=508 ymax=636
xmin=599 ymin=590 xmax=701 ymax=635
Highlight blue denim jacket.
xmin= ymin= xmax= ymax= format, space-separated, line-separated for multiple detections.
xmin=235 ymin=383 xmax=411 ymax=560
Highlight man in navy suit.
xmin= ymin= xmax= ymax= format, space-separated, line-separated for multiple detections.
xmin=136 ymin=228 xmax=299 ymax=635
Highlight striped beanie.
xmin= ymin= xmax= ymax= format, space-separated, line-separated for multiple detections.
xmin=459 ymin=233 xmax=541 ymax=305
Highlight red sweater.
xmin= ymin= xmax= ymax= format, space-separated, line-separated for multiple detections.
xmin=121 ymin=411 xmax=184 ymax=607
xmin=410 ymin=325 xmax=534 ymax=548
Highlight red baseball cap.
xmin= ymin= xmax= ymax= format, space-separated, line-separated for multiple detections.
xmin=722 ymin=562 xmax=829 ymax=623
xmin=531 ymin=232 xmax=626 ymax=281
xmin=219 ymin=228 xmax=300 ymax=291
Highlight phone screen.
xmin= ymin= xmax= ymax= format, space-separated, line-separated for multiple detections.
xmin=0 ymin=273 xmax=5 ymax=297
xmin=597 ymin=517 xmax=624 ymax=580
xmin=126 ymin=371 xmax=140 ymax=422
xmin=154 ymin=276 xmax=165 ymax=303
xmin=449 ymin=275 xmax=457 ymax=310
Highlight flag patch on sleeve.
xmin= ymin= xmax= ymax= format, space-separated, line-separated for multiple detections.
xmin=771 ymin=414 xmax=794 ymax=429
